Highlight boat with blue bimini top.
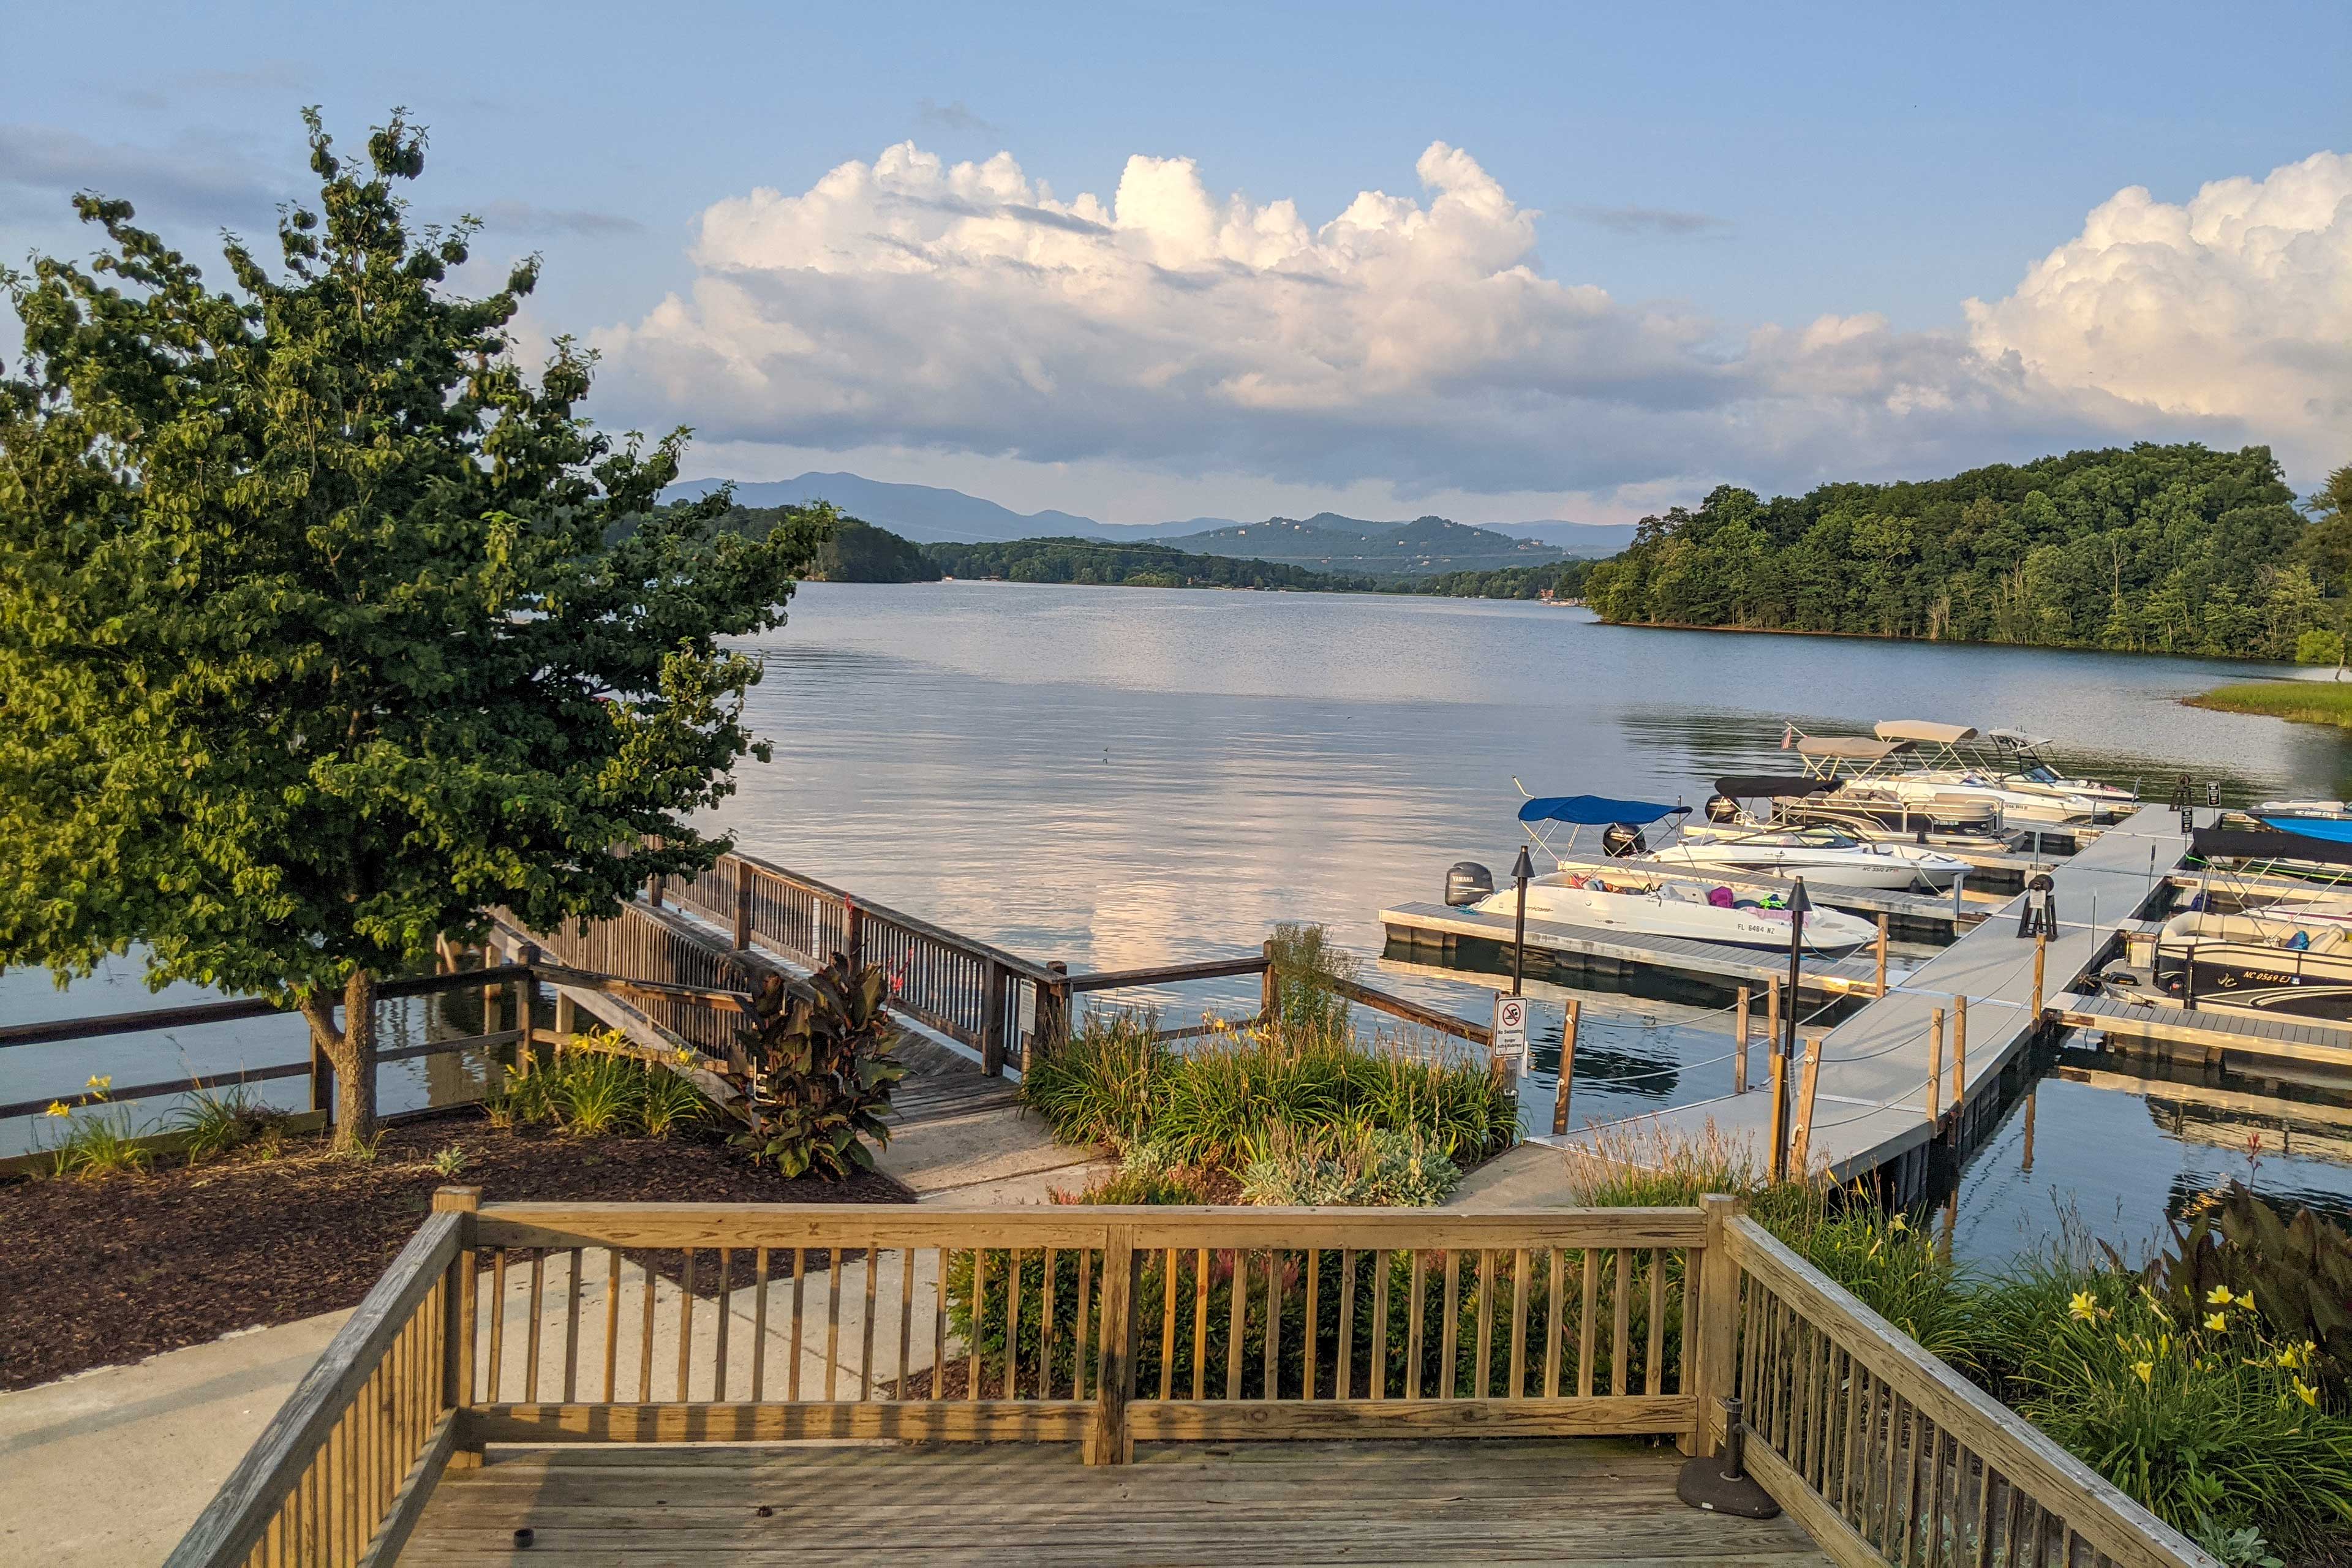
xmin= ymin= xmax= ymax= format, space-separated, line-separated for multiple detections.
xmin=1442 ymin=793 xmax=1880 ymax=954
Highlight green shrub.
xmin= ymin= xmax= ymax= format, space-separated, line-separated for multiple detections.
xmin=734 ymin=956 xmax=905 ymax=1178
xmin=1019 ymin=1011 xmax=1172 ymax=1147
xmin=638 ymin=1065 xmax=709 ymax=1139
xmin=1237 ymin=1125 xmax=1461 ymax=1207
xmin=549 ymin=1050 xmax=642 ymax=1136
xmin=45 ymin=1106 xmax=153 ymax=1179
xmin=2296 ymin=628 xmax=2345 ymax=667
xmin=168 ymin=1084 xmax=290 ymax=1164
xmin=1265 ymin=921 xmax=1355 ymax=1035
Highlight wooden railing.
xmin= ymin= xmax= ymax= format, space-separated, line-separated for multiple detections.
xmin=168 ymin=1194 xmax=2218 ymax=1567
xmin=162 ymin=1193 xmax=473 ymax=1568
xmin=1719 ymin=1214 xmax=2218 ymax=1568
xmin=452 ymin=1199 xmax=1713 ymax=1463
xmin=657 ymin=850 xmax=1060 ymax=1074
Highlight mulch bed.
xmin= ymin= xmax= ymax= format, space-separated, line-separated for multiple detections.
xmin=0 ymin=1114 xmax=911 ymax=1392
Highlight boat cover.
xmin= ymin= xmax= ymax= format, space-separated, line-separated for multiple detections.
xmin=2195 ymin=826 xmax=2352 ymax=868
xmin=1714 ymin=775 xmax=1830 ymax=799
xmin=2260 ymin=816 xmax=2352 ymax=844
xmin=1518 ymin=795 xmax=1691 ymax=826
xmin=1796 ymin=736 xmax=1910 ymax=761
xmin=1874 ymin=720 xmax=1980 ymax=745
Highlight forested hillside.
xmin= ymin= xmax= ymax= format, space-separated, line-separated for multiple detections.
xmin=810 ymin=518 xmax=942 ymax=582
xmin=925 ymin=537 xmax=1378 ymax=590
xmin=1584 ymin=444 xmax=2331 ymax=659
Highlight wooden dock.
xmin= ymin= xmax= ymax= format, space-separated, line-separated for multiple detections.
xmin=2052 ymin=991 xmax=2352 ymax=1069
xmin=1556 ymin=805 xmax=2190 ymax=1197
xmin=1378 ymin=901 xmax=1885 ymax=998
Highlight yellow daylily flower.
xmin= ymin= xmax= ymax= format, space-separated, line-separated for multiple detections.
xmin=1888 ymin=1214 xmax=1908 ymax=1232
xmin=2068 ymin=1291 xmax=2100 ymax=1322
xmin=2206 ymin=1285 xmax=2234 ymax=1306
xmin=2237 ymin=1289 xmax=2255 ymax=1312
xmin=85 ymin=1074 xmax=111 ymax=1093
xmin=2132 ymin=1361 xmax=2154 ymax=1384
xmin=2295 ymin=1380 xmax=2320 ymax=1407
xmin=44 ymin=1100 xmax=70 ymax=1118
xmin=2204 ymin=1313 xmax=2229 ymax=1333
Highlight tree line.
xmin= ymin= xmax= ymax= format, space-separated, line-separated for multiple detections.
xmin=1585 ymin=444 xmax=2344 ymax=660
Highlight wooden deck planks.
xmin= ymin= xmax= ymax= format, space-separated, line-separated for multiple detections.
xmin=395 ymin=1438 xmax=1831 ymax=1566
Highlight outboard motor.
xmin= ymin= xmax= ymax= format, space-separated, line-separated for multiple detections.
xmin=1601 ymin=823 xmax=1648 ymax=858
xmin=1705 ymin=793 xmax=1740 ymax=823
xmin=1444 ymin=861 xmax=1494 ymax=908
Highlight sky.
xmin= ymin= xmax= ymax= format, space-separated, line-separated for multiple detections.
xmin=3 ymin=0 xmax=2350 ymax=525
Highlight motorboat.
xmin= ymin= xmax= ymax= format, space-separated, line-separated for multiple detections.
xmin=2126 ymin=905 xmax=2352 ymax=1022
xmin=1700 ymin=775 xmax=2009 ymax=856
xmin=1869 ymin=722 xmax=2107 ymax=824
xmin=1659 ymin=821 xmax=1973 ymax=890
xmin=1448 ymin=794 xmax=1879 ymax=954
xmin=1784 ymin=734 xmax=2011 ymax=835
xmin=1985 ymin=731 xmax=2138 ymax=812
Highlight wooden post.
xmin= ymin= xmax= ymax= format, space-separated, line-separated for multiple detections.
xmin=2032 ymin=932 xmax=2048 ymax=1023
xmin=843 ymin=902 xmax=866 ymax=971
xmin=1260 ymin=938 xmax=1280 ymax=1026
xmin=434 ymin=1185 xmax=483 ymax=1467
xmin=733 ymin=859 xmax=754 ymax=951
xmin=553 ymin=991 xmax=576 ymax=1058
xmin=1768 ymin=1053 xmax=1789 ymax=1183
xmin=1927 ymin=1007 xmax=1944 ymax=1125
xmin=1789 ymin=1035 xmax=1824 ymax=1175
xmin=2021 ymin=1085 xmax=2038 ymax=1173
xmin=1764 ymin=977 xmax=1781 ymax=1078
xmin=1551 ymin=998 xmax=1581 ymax=1137
xmin=1733 ymin=986 xmax=1751 ymax=1095
xmin=308 ymin=1018 xmax=334 ymax=1119
xmin=645 ymin=872 xmax=663 ymax=908
xmin=1085 ymin=1226 xmax=1138 ymax=1466
xmin=1690 ymin=1194 xmax=1742 ymax=1457
xmin=1874 ymin=914 xmax=1890 ymax=997
xmin=481 ymin=939 xmax=504 ymax=1050
xmin=979 ymin=960 xmax=1008 ymax=1078
xmin=514 ymin=941 xmax=542 ymax=1074
xmin=1951 ymin=994 xmax=1968 ymax=1110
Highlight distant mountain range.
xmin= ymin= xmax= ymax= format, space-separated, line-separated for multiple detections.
xmin=665 ymin=472 xmax=1637 ymax=564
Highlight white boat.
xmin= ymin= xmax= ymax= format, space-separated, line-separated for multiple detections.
xmin=1705 ymin=774 xmax=2010 ymax=852
xmin=1786 ymin=734 xmax=2013 ymax=834
xmin=1453 ymin=793 xmax=1880 ymax=953
xmin=1985 ymin=730 xmax=2138 ymax=810
xmin=1871 ymin=722 xmax=2104 ymax=824
xmin=1659 ymin=823 xmax=1972 ymax=889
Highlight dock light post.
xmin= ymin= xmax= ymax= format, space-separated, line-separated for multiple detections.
xmin=1510 ymin=844 xmax=1534 ymax=997
xmin=1774 ymin=878 xmax=1811 ymax=1182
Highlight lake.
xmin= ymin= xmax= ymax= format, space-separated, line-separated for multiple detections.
xmin=10 ymin=581 xmax=2352 ymax=1262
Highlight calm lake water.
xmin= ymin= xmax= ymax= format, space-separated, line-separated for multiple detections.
xmin=10 ymin=581 xmax=2352 ymax=1264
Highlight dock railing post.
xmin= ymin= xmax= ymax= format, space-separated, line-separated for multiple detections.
xmin=1768 ymin=1054 xmax=1789 ymax=1183
xmin=1689 ymin=1194 xmax=1742 ymax=1457
xmin=1874 ymin=914 xmax=1890 ymax=997
xmin=980 ymin=959 xmax=1007 ymax=1078
xmin=1763 ymin=976 xmax=1781 ymax=1084
xmin=1733 ymin=986 xmax=1751 ymax=1095
xmin=514 ymin=941 xmax=542 ymax=1073
xmin=1261 ymin=938 xmax=1279 ymax=1026
xmin=1950 ymin=870 xmax=1966 ymax=922
xmin=733 ymin=858 xmax=753 ymax=951
xmin=1951 ymin=995 xmax=1968 ymax=1112
xmin=1551 ymin=998 xmax=1581 ymax=1137
xmin=1928 ymin=1007 xmax=1944 ymax=1126
xmin=434 ymin=1185 xmax=483 ymax=1469
xmin=1789 ymin=1035 xmax=1823 ymax=1174
xmin=2032 ymin=932 xmax=2048 ymax=1025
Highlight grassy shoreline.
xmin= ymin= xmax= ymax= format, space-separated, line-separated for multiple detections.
xmin=2187 ymin=678 xmax=2352 ymax=729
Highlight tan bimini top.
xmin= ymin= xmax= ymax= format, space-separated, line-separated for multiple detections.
xmin=1874 ymin=720 xmax=1980 ymax=745
xmin=1796 ymin=736 xmax=1912 ymax=761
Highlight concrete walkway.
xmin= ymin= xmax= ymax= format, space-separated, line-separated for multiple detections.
xmin=0 ymin=1089 xmax=1109 ymax=1568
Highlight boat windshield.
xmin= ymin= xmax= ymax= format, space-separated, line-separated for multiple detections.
xmin=2016 ymin=764 xmax=2060 ymax=784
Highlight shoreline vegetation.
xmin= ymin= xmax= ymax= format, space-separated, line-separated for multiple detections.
xmin=2188 ymin=679 xmax=2352 ymax=730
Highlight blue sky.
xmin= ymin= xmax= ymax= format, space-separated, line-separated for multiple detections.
xmin=5 ymin=1 xmax=2350 ymax=523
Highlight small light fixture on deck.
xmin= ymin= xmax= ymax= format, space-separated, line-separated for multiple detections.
xmin=1676 ymin=1396 xmax=1781 ymax=1519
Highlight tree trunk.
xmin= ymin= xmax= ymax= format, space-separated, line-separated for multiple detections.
xmin=298 ymin=968 xmax=380 ymax=1151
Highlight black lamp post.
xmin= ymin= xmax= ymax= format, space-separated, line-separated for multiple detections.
xmin=1510 ymin=844 xmax=1534 ymax=997
xmin=1775 ymin=876 xmax=1811 ymax=1180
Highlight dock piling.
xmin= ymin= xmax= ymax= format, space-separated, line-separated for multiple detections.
xmin=1928 ymin=1008 xmax=1944 ymax=1125
xmin=1768 ymin=1054 xmax=1789 ymax=1183
xmin=1789 ymin=1035 xmax=1823 ymax=1174
xmin=1951 ymin=995 xmax=1968 ymax=1111
xmin=1551 ymin=998 xmax=1581 ymax=1136
xmin=1733 ymin=987 xmax=1751 ymax=1095
xmin=2031 ymin=932 xmax=2047 ymax=1023
xmin=1874 ymin=915 xmax=1889 ymax=997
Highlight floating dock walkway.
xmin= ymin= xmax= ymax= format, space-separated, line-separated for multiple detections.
xmin=1550 ymin=805 xmax=2191 ymax=1199
xmin=1378 ymin=901 xmax=1887 ymax=999
xmin=2052 ymin=990 xmax=2352 ymax=1069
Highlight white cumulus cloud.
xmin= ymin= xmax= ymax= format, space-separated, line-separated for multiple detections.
xmin=595 ymin=138 xmax=2339 ymax=501
xmin=1966 ymin=150 xmax=2352 ymax=482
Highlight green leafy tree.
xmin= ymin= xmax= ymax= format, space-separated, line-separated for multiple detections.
xmin=0 ymin=110 xmax=821 ymax=1146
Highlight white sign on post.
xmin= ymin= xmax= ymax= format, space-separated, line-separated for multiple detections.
xmin=1491 ymin=993 xmax=1529 ymax=1063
